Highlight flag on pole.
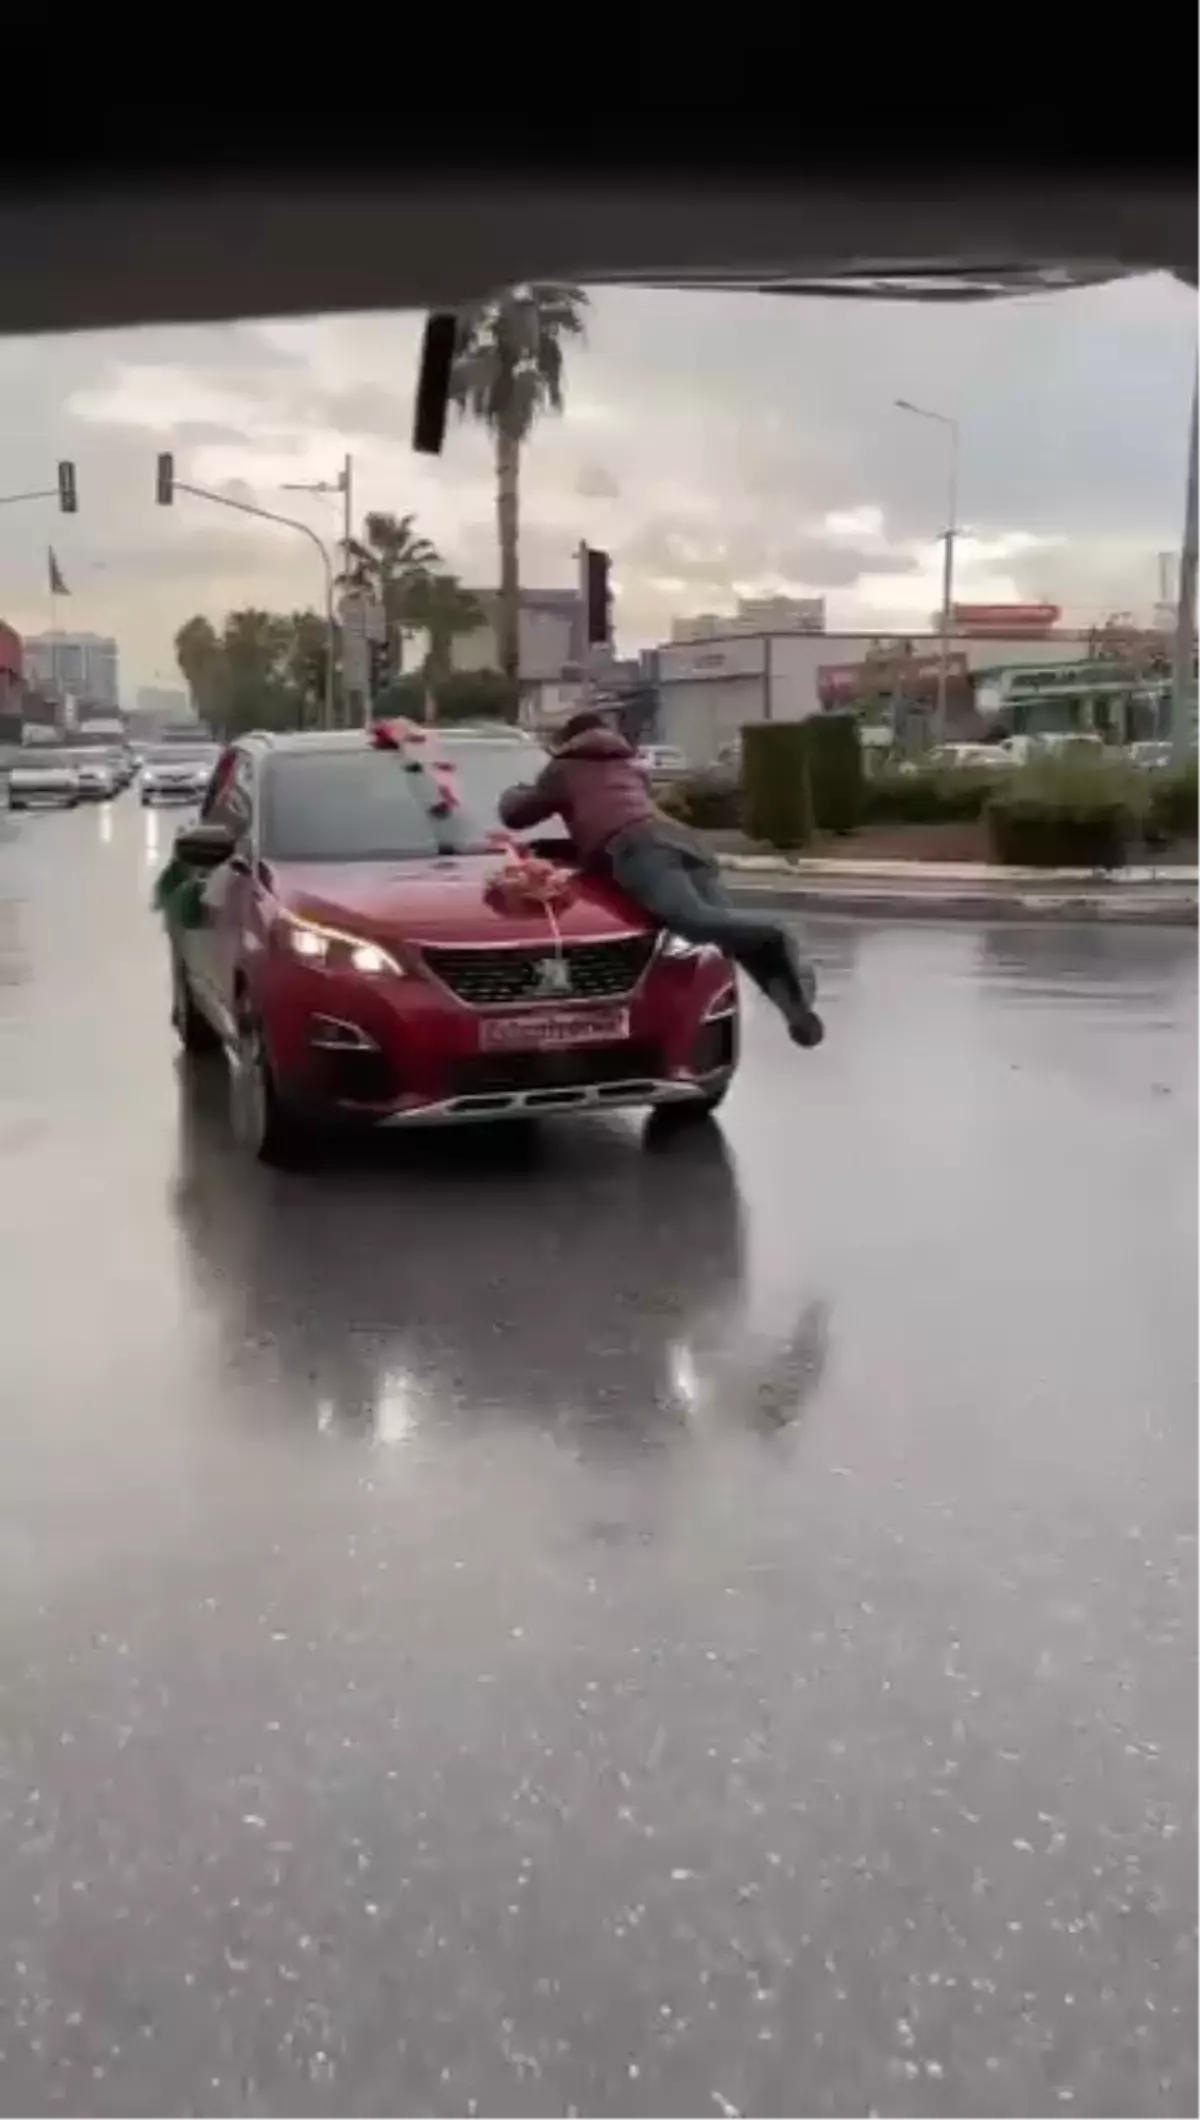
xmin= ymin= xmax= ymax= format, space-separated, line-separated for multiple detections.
xmin=48 ymin=547 xmax=69 ymax=596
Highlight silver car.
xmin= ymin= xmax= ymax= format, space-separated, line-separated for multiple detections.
xmin=140 ymin=747 xmax=220 ymax=805
xmin=8 ymin=759 xmax=82 ymax=810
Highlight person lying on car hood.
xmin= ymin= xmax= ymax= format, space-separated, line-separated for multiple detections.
xmin=498 ymin=714 xmax=823 ymax=1049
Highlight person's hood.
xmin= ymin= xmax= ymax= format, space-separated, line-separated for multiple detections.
xmin=553 ymin=727 xmax=634 ymax=762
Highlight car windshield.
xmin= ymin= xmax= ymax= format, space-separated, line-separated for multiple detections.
xmin=146 ymin=747 xmax=216 ymax=765
xmin=260 ymin=739 xmax=553 ymax=863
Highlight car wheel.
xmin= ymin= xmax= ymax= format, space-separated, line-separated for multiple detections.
xmin=171 ymin=950 xmax=220 ymax=1056
xmin=667 ymin=1081 xmax=731 ymax=1123
xmin=230 ymin=1009 xmax=309 ymax=1167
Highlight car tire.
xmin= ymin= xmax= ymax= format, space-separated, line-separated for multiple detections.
xmin=653 ymin=1081 xmax=731 ymax=1129
xmin=230 ymin=1008 xmax=309 ymax=1168
xmin=171 ymin=951 xmax=220 ymax=1056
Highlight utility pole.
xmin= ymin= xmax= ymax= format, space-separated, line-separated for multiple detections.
xmin=283 ymin=456 xmax=358 ymax=725
xmin=1170 ymin=367 xmax=1198 ymax=760
xmin=895 ymin=399 xmax=960 ymax=743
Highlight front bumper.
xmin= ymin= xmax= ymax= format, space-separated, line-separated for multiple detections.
xmin=261 ymin=948 xmax=739 ymax=1129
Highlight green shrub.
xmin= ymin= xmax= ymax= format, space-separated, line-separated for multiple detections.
xmin=865 ymin=767 xmax=996 ymax=825
xmin=659 ymin=769 xmax=741 ymax=831
xmin=1146 ymin=757 xmax=1198 ymax=843
xmin=740 ymin=716 xmax=864 ymax=847
xmin=985 ymin=760 xmax=1136 ymax=869
xmin=742 ymin=722 xmax=814 ymax=849
xmin=802 ymin=712 xmax=865 ymax=834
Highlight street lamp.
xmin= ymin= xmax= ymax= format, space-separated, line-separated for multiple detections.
xmin=1170 ymin=368 xmax=1198 ymax=760
xmin=158 ymin=467 xmax=336 ymax=727
xmin=895 ymin=397 xmax=960 ymax=740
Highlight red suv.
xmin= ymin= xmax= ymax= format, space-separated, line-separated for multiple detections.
xmin=165 ymin=728 xmax=739 ymax=1161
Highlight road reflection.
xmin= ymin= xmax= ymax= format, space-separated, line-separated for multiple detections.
xmin=169 ymin=1067 xmax=832 ymax=1466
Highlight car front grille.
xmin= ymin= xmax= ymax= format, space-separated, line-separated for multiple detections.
xmin=422 ymin=934 xmax=656 ymax=1008
xmin=449 ymin=1042 xmax=661 ymax=1098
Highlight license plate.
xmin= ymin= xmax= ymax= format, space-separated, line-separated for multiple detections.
xmin=480 ymin=1006 xmax=630 ymax=1052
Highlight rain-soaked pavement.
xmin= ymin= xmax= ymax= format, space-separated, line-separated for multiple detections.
xmin=0 ymin=800 xmax=1195 ymax=2118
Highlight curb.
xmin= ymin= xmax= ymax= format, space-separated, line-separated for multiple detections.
xmin=722 ymin=878 xmax=1198 ymax=928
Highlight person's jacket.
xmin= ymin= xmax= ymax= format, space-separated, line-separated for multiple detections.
xmin=498 ymin=726 xmax=665 ymax=866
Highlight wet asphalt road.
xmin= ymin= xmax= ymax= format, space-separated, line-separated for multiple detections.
xmin=0 ymin=799 xmax=1195 ymax=2119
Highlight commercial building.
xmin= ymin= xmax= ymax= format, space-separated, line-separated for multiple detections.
xmin=654 ymin=625 xmax=1101 ymax=765
xmin=23 ymin=631 xmax=119 ymax=710
xmin=451 ymin=589 xmax=584 ymax=685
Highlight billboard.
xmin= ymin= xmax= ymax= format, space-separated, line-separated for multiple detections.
xmin=818 ymin=652 xmax=969 ymax=706
xmin=952 ymin=603 xmax=1061 ymax=635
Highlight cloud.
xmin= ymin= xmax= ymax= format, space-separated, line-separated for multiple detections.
xmin=0 ymin=274 xmax=1192 ymax=696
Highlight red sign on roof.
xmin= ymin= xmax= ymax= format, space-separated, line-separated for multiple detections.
xmin=952 ymin=603 xmax=1060 ymax=634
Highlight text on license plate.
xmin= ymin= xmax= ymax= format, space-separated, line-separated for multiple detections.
xmin=480 ymin=1006 xmax=630 ymax=1052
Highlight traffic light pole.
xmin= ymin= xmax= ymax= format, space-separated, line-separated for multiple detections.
xmin=162 ymin=473 xmax=337 ymax=728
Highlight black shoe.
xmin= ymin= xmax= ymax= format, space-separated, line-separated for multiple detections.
xmin=789 ymin=1006 xmax=825 ymax=1049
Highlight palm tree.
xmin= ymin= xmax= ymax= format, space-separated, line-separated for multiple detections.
xmin=405 ymin=572 xmax=485 ymax=688
xmin=448 ymin=285 xmax=588 ymax=691
xmin=174 ymin=614 xmax=223 ymax=725
xmin=336 ymin=511 xmax=441 ymax=675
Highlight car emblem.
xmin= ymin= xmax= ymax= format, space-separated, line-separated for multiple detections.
xmin=533 ymin=955 xmax=572 ymax=998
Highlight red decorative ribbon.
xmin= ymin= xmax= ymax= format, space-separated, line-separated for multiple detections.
xmin=370 ymin=718 xmax=461 ymax=813
xmin=484 ymin=839 xmax=576 ymax=915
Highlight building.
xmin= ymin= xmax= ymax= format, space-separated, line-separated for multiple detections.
xmin=133 ymin=684 xmax=194 ymax=728
xmin=670 ymin=596 xmax=826 ymax=644
xmin=0 ymin=620 xmax=22 ymax=743
xmin=451 ymin=589 xmax=584 ymax=687
xmin=654 ymin=626 xmax=1102 ymax=765
xmin=24 ymin=631 xmax=119 ymax=710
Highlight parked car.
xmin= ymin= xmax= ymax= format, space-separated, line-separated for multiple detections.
xmin=8 ymin=758 xmax=81 ymax=810
xmin=1126 ymin=740 xmax=1174 ymax=772
xmin=163 ymin=729 xmax=739 ymax=1163
xmin=997 ymin=732 xmax=1106 ymax=768
xmin=141 ymin=744 xmax=221 ymax=805
xmin=636 ymin=743 xmax=690 ymax=780
xmin=59 ymin=749 xmax=120 ymax=801
xmin=926 ymin=742 xmax=1009 ymax=773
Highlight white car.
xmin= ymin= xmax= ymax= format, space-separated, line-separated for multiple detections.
xmin=62 ymin=752 xmax=119 ymax=801
xmin=1126 ymin=740 xmax=1173 ymax=772
xmin=140 ymin=747 xmax=220 ymax=805
xmin=926 ymin=743 xmax=1008 ymax=773
xmin=997 ymin=732 xmax=1106 ymax=768
xmin=8 ymin=760 xmax=81 ymax=810
xmin=636 ymin=744 xmax=689 ymax=779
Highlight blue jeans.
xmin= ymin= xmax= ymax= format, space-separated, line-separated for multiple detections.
xmin=605 ymin=825 xmax=817 ymax=1027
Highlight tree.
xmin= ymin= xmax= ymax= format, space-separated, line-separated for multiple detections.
xmin=448 ymin=284 xmax=588 ymax=690
xmin=173 ymin=608 xmax=333 ymax=737
xmin=404 ymin=572 xmax=485 ymax=685
xmin=174 ymin=615 xmax=224 ymax=725
xmin=336 ymin=511 xmax=440 ymax=675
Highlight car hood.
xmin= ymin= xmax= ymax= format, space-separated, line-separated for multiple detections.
xmin=269 ymin=855 xmax=650 ymax=947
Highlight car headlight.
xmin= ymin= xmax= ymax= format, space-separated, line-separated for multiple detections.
xmin=658 ymin=930 xmax=701 ymax=962
xmin=281 ymin=916 xmax=403 ymax=976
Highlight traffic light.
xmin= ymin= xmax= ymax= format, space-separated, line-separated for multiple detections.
xmin=57 ymin=461 xmax=77 ymax=514
xmin=156 ymin=453 xmax=174 ymax=505
xmin=368 ymin=636 xmax=394 ymax=699
xmin=584 ymin=546 xmax=612 ymax=646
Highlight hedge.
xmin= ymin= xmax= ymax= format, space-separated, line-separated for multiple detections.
xmin=864 ymin=767 xmax=996 ymax=825
xmin=985 ymin=759 xmax=1136 ymax=869
xmin=659 ymin=768 xmax=741 ymax=831
xmin=1146 ymin=758 xmax=1198 ymax=843
xmin=741 ymin=715 xmax=864 ymax=848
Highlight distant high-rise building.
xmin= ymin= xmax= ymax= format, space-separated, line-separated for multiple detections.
xmin=24 ymin=631 xmax=119 ymax=709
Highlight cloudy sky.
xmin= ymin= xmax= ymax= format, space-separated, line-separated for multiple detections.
xmin=0 ymin=273 xmax=1193 ymax=700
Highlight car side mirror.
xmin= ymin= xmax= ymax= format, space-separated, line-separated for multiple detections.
xmin=174 ymin=821 xmax=236 ymax=870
